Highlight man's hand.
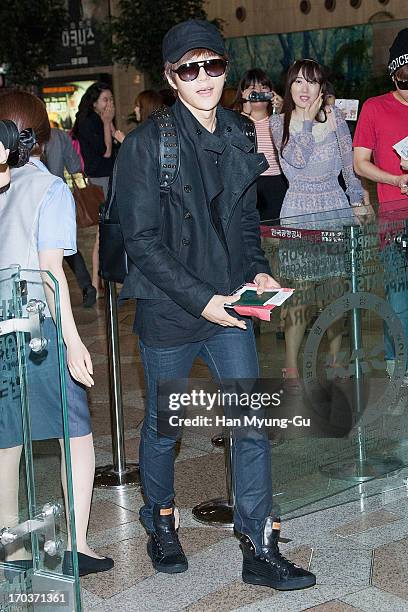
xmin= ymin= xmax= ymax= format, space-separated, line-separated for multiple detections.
xmin=254 ymin=273 xmax=281 ymax=295
xmin=395 ymin=174 xmax=408 ymax=195
xmin=201 ymin=294 xmax=247 ymax=329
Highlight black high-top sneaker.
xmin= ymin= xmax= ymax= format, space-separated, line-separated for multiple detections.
xmin=240 ymin=517 xmax=316 ymax=590
xmin=147 ymin=505 xmax=188 ymax=574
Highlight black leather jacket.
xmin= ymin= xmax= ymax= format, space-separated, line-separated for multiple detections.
xmin=116 ymin=99 xmax=271 ymax=318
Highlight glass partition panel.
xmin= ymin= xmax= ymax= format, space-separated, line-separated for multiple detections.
xmin=258 ymin=203 xmax=408 ymax=518
xmin=0 ymin=267 xmax=81 ymax=612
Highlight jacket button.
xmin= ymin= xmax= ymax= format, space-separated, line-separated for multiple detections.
xmin=184 ymin=210 xmax=192 ymax=219
xmin=182 ymin=238 xmax=190 ymax=246
xmin=183 ymin=184 xmax=192 ymax=192
xmin=226 ymin=126 xmax=232 ymax=132
xmin=196 ymin=128 xmax=202 ymax=135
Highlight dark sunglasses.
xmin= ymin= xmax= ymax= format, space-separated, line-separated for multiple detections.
xmin=396 ymin=80 xmax=408 ymax=90
xmin=172 ymin=59 xmax=228 ymax=82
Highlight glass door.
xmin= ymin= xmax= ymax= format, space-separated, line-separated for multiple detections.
xmin=259 ymin=203 xmax=408 ymax=518
xmin=0 ymin=266 xmax=81 ymax=611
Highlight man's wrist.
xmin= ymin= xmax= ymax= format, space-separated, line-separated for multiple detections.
xmin=392 ymin=174 xmax=405 ymax=187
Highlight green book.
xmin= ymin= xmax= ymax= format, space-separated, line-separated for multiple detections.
xmin=226 ymin=289 xmax=278 ymax=308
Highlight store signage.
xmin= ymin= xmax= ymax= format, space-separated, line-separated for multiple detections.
xmin=48 ymin=0 xmax=111 ymax=71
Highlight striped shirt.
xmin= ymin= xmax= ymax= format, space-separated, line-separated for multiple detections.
xmin=252 ymin=116 xmax=281 ymax=176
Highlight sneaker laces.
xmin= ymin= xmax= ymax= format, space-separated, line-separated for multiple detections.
xmin=154 ymin=529 xmax=183 ymax=556
xmin=260 ymin=546 xmax=299 ymax=572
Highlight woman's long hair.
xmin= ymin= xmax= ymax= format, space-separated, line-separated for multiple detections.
xmin=72 ymin=81 xmax=112 ymax=138
xmin=280 ymin=60 xmax=328 ymax=153
xmin=0 ymin=91 xmax=50 ymax=158
xmin=234 ymin=68 xmax=275 ymax=115
xmin=134 ymin=90 xmax=163 ymax=123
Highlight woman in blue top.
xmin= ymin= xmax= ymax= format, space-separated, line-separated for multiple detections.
xmin=0 ymin=91 xmax=113 ymax=577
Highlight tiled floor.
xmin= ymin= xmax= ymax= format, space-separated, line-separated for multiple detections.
xmin=26 ymin=226 xmax=408 ymax=611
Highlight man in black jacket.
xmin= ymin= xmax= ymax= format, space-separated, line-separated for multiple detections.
xmin=116 ymin=19 xmax=315 ymax=591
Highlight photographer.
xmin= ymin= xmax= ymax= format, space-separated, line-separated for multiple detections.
xmin=235 ymin=69 xmax=287 ymax=221
xmin=0 ymin=92 xmax=113 ymax=577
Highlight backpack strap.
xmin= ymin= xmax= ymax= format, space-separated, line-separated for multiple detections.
xmin=101 ymin=160 xmax=118 ymax=219
xmin=150 ymin=106 xmax=180 ymax=188
xmin=239 ymin=115 xmax=257 ymax=151
xmin=150 ymin=106 xmax=257 ymax=190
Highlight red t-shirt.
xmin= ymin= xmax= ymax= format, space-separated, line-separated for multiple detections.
xmin=353 ymin=92 xmax=408 ymax=209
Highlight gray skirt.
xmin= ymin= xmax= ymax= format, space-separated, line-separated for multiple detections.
xmin=0 ymin=318 xmax=91 ymax=448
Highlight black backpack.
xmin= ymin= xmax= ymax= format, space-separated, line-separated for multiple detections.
xmin=99 ymin=107 xmax=257 ymax=283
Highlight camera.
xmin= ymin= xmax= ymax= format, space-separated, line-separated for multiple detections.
xmin=0 ymin=120 xmax=20 ymax=152
xmin=0 ymin=120 xmax=29 ymax=167
xmin=248 ymin=91 xmax=274 ymax=102
xmin=395 ymin=233 xmax=408 ymax=251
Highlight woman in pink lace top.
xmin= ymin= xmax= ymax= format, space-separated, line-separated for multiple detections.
xmin=269 ymin=60 xmax=368 ymax=384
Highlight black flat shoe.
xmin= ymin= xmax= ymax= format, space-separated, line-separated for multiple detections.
xmin=82 ymin=286 xmax=97 ymax=308
xmin=62 ymin=551 xmax=114 ymax=577
xmin=2 ymin=559 xmax=33 ymax=582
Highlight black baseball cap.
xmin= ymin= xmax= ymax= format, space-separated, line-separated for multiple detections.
xmin=162 ymin=19 xmax=225 ymax=64
xmin=388 ymin=28 xmax=408 ymax=75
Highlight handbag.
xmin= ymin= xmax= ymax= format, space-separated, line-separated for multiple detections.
xmin=71 ymin=173 xmax=105 ymax=228
xmin=99 ymin=162 xmax=128 ymax=283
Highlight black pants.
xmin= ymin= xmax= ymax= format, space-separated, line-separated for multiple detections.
xmin=256 ymin=174 xmax=288 ymax=223
xmin=64 ymin=251 xmax=92 ymax=291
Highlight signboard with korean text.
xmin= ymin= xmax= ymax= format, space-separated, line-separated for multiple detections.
xmin=48 ymin=0 xmax=111 ymax=71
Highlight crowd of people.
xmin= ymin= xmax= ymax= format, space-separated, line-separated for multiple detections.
xmin=0 ymin=17 xmax=408 ymax=597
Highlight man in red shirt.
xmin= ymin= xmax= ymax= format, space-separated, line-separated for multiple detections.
xmin=354 ymin=29 xmax=408 ymax=209
xmin=354 ymin=29 xmax=408 ymax=378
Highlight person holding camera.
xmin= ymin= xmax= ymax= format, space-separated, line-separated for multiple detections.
xmin=235 ymin=69 xmax=286 ymax=222
xmin=269 ymin=59 xmax=368 ymax=386
xmin=0 ymin=91 xmax=113 ymax=577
